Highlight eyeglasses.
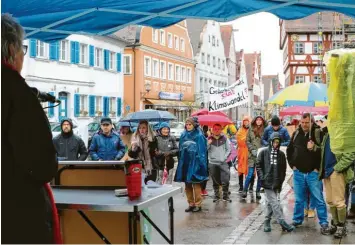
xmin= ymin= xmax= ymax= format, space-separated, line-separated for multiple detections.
xmin=22 ymin=45 xmax=28 ymax=55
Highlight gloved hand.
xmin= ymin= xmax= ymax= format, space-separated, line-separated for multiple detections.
xmin=252 ymin=150 xmax=257 ymax=157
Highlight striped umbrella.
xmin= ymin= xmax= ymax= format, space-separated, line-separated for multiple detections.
xmin=266 ymin=83 xmax=328 ymax=107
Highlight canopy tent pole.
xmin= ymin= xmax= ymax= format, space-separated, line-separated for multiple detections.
xmin=24 ymin=26 xmax=92 ymax=36
xmin=98 ymin=0 xmax=209 ymax=35
xmin=26 ymin=8 xmax=97 ymax=38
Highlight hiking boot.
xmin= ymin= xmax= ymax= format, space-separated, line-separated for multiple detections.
xmin=185 ymin=206 xmax=194 ymax=212
xmin=320 ymin=224 xmax=334 ymax=235
xmin=241 ymin=190 xmax=247 ymax=198
xmin=292 ymin=221 xmax=302 ymax=228
xmin=213 ymin=196 xmax=221 ymax=203
xmin=223 ymin=196 xmax=232 ymax=203
xmin=256 ymin=191 xmax=261 ymax=200
xmin=264 ymin=219 xmax=271 ymax=232
xmin=328 ymin=221 xmax=338 ymax=235
xmin=334 ymin=224 xmax=347 ymax=238
xmin=308 ymin=209 xmax=315 ymax=218
xmin=280 ymin=220 xmax=295 ymax=232
xmin=304 ymin=209 xmax=309 ymax=217
xmin=192 ymin=206 xmax=202 ymax=213
xmin=201 ymin=189 xmax=208 ymax=196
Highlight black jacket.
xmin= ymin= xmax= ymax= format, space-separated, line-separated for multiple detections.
xmin=286 ymin=124 xmax=322 ymax=173
xmin=256 ymin=133 xmax=287 ymax=190
xmin=53 ymin=133 xmax=88 ymax=161
xmin=1 ymin=64 xmax=58 ymax=243
xmin=155 ymin=135 xmax=178 ymax=170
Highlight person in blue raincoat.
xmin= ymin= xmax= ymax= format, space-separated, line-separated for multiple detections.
xmin=175 ymin=117 xmax=208 ymax=213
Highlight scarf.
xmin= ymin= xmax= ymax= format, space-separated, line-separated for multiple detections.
xmin=131 ymin=127 xmax=155 ymax=172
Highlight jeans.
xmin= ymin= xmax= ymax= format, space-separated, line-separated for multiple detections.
xmin=244 ymin=167 xmax=261 ymax=192
xmin=304 ymin=185 xmax=317 ymax=210
xmin=293 ymin=169 xmax=328 ymax=225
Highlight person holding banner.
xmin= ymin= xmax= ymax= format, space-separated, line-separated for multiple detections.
xmin=236 ymin=116 xmax=253 ymax=193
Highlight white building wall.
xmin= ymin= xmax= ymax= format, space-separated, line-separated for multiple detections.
xmin=194 ymin=21 xmax=229 ymax=108
xmin=22 ymin=35 xmax=126 ymax=130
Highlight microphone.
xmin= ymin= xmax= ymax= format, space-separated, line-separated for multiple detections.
xmin=30 ymin=87 xmax=61 ymax=104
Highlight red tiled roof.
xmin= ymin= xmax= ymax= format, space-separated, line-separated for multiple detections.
xmin=220 ymin=25 xmax=233 ymax=58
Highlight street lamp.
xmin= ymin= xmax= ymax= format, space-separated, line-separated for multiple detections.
xmin=141 ymin=82 xmax=151 ymax=99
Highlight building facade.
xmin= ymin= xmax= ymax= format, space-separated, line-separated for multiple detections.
xmin=279 ymin=12 xmax=350 ymax=86
xmin=220 ymin=25 xmax=237 ymax=120
xmin=22 ymin=34 xmax=126 ymax=128
xmin=116 ymin=22 xmax=195 ymax=122
xmin=187 ymin=20 xmax=228 ymax=111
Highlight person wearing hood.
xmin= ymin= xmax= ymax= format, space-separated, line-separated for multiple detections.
xmin=242 ymin=116 xmax=265 ymax=199
xmin=175 ymin=117 xmax=208 ymax=213
xmin=119 ymin=123 xmax=133 ymax=161
xmin=53 ymin=118 xmax=88 ymax=161
xmin=128 ymin=120 xmax=158 ymax=182
xmin=256 ymin=132 xmax=295 ymax=232
xmin=319 ymin=116 xmax=355 ymax=238
xmin=155 ymin=122 xmax=178 ymax=184
xmin=89 ymin=117 xmax=126 ymax=161
xmin=236 ymin=116 xmax=254 ymax=192
xmin=262 ymin=116 xmax=290 ymax=147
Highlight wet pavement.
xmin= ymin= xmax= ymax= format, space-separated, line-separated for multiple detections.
xmin=171 ymin=167 xmax=355 ymax=244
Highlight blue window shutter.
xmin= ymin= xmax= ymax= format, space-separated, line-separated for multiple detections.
xmin=70 ymin=41 xmax=76 ymax=64
xmin=117 ymin=97 xmax=122 ymax=117
xmin=104 ymin=49 xmax=109 ymax=70
xmin=89 ymin=95 xmax=96 ymax=117
xmin=116 ymin=53 xmax=122 ymax=72
xmin=49 ymin=42 xmax=56 ymax=60
xmin=74 ymin=94 xmax=80 ymax=117
xmin=75 ymin=42 xmax=80 ymax=64
xmin=48 ymin=92 xmax=55 ymax=118
xmin=54 ymin=41 xmax=59 ymax=60
xmin=89 ymin=45 xmax=94 ymax=67
xmin=103 ymin=97 xmax=109 ymax=117
xmin=30 ymin=39 xmax=37 ymax=58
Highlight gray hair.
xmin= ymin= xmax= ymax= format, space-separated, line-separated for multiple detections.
xmin=1 ymin=14 xmax=25 ymax=62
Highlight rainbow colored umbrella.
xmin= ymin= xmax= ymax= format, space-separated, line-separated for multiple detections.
xmin=266 ymin=83 xmax=328 ymax=107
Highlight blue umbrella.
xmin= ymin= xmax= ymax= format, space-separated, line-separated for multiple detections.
xmin=120 ymin=109 xmax=176 ymax=123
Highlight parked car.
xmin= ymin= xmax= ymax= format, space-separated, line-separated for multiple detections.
xmin=170 ymin=122 xmax=185 ymax=140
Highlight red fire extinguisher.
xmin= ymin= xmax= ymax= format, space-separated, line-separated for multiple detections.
xmin=124 ymin=160 xmax=143 ymax=200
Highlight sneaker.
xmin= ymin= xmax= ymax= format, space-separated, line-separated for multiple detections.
xmin=308 ymin=209 xmax=315 ymax=218
xmin=304 ymin=209 xmax=308 ymax=217
xmin=213 ymin=196 xmax=221 ymax=203
xmin=256 ymin=191 xmax=261 ymax=200
xmin=185 ymin=206 xmax=194 ymax=212
xmin=192 ymin=206 xmax=202 ymax=212
xmin=292 ymin=221 xmax=302 ymax=228
xmin=334 ymin=224 xmax=347 ymax=238
xmin=223 ymin=196 xmax=232 ymax=203
xmin=201 ymin=189 xmax=208 ymax=196
xmin=320 ymin=224 xmax=333 ymax=235
xmin=241 ymin=190 xmax=247 ymax=199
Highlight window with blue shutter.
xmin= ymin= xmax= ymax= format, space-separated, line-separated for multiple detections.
xmin=49 ymin=41 xmax=59 ymax=61
xmin=103 ymin=97 xmax=110 ymax=117
xmin=75 ymin=42 xmax=80 ymax=64
xmin=104 ymin=49 xmax=109 ymax=70
xmin=116 ymin=53 xmax=122 ymax=72
xmin=89 ymin=95 xmax=96 ymax=117
xmin=89 ymin=45 xmax=94 ymax=67
xmin=117 ymin=97 xmax=122 ymax=117
xmin=30 ymin=39 xmax=37 ymax=58
xmin=74 ymin=94 xmax=80 ymax=117
xmin=48 ymin=92 xmax=55 ymax=117
xmin=70 ymin=41 xmax=76 ymax=64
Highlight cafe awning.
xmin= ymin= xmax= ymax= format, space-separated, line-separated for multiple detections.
xmin=2 ymin=0 xmax=355 ymax=42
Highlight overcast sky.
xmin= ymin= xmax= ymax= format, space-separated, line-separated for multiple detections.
xmin=224 ymin=12 xmax=284 ymax=83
